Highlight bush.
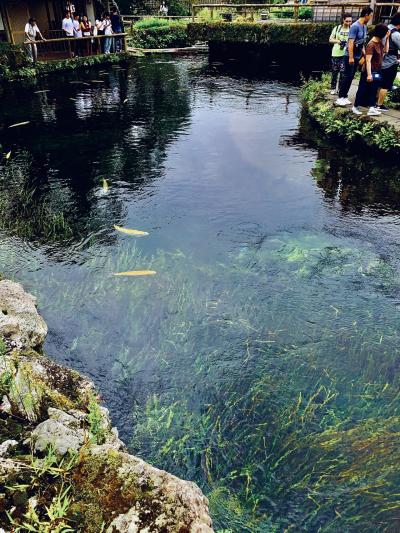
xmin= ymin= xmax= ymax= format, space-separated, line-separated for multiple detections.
xmin=129 ymin=23 xmax=189 ymax=49
xmin=0 ymin=42 xmax=30 ymax=77
xmin=168 ymin=0 xmax=191 ymax=16
xmin=187 ymin=22 xmax=333 ymax=46
xmin=301 ymin=75 xmax=400 ymax=153
xmin=134 ymin=17 xmax=172 ymax=29
xmin=271 ymin=6 xmax=313 ymax=20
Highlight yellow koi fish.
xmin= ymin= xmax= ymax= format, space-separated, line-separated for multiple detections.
xmin=8 ymin=121 xmax=30 ymax=128
xmin=113 ymin=225 xmax=148 ymax=236
xmin=102 ymin=179 xmax=109 ymax=192
xmin=113 ymin=270 xmax=156 ymax=277
xmin=5 ymin=151 xmax=11 ymax=160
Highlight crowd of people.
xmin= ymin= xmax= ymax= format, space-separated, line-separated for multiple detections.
xmin=330 ymin=8 xmax=400 ymax=116
xmin=24 ymin=7 xmax=124 ymax=61
xmin=62 ymin=7 xmax=124 ymax=55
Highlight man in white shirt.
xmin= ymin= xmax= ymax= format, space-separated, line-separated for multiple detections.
xmin=24 ymin=17 xmax=45 ymax=62
xmin=62 ymin=11 xmax=74 ymax=37
xmin=62 ymin=11 xmax=75 ymax=57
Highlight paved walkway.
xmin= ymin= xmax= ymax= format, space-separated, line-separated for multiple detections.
xmin=329 ymin=79 xmax=400 ymax=131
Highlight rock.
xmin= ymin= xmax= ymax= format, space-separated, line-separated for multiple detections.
xmin=0 ymin=279 xmax=214 ymax=532
xmin=0 ymin=440 xmax=18 ymax=458
xmin=30 ymin=408 xmax=86 ymax=456
xmin=0 ymin=395 xmax=12 ymax=415
xmin=0 ymin=280 xmax=47 ymax=350
xmin=74 ymin=445 xmax=213 ymax=533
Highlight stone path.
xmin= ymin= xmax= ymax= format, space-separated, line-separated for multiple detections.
xmin=329 ymin=79 xmax=400 ymax=130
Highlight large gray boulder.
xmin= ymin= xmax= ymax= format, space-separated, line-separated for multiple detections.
xmin=0 ymin=280 xmax=47 ymax=350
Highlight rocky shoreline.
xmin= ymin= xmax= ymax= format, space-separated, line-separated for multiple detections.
xmin=0 ymin=279 xmax=213 ymax=532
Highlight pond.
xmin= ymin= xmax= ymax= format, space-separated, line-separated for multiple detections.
xmin=1 ymin=56 xmax=400 ymax=532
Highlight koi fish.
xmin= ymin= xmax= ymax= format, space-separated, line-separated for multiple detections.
xmin=8 ymin=121 xmax=30 ymax=128
xmin=5 ymin=151 xmax=11 ymax=160
xmin=102 ymin=179 xmax=109 ymax=192
xmin=113 ymin=270 xmax=156 ymax=277
xmin=113 ymin=225 xmax=148 ymax=236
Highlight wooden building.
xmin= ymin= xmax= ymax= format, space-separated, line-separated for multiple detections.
xmin=0 ymin=0 xmax=109 ymax=43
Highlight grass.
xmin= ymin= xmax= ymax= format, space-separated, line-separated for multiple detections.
xmin=0 ymin=151 xmax=73 ymax=242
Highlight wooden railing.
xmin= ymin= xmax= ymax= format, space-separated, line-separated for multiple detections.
xmin=22 ymin=33 xmax=127 ymax=61
xmin=190 ymin=1 xmax=400 ymax=23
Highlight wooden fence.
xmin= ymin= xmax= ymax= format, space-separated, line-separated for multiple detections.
xmin=189 ymin=1 xmax=400 ymax=23
xmin=22 ymin=33 xmax=127 ymax=61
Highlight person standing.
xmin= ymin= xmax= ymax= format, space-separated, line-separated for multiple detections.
xmin=95 ymin=15 xmax=105 ymax=53
xmin=335 ymin=7 xmax=373 ymax=106
xmin=376 ymin=13 xmax=400 ymax=110
xmin=62 ymin=11 xmax=74 ymax=37
xmin=24 ymin=17 xmax=45 ymax=62
xmin=329 ymin=13 xmax=352 ymax=95
xmin=103 ymin=13 xmax=113 ymax=54
xmin=352 ymin=23 xmax=389 ymax=116
xmin=73 ymin=14 xmax=83 ymax=56
xmin=81 ymin=15 xmax=92 ymax=55
xmin=111 ymin=7 xmax=123 ymax=52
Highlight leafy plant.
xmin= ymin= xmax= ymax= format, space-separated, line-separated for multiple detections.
xmin=87 ymin=395 xmax=106 ymax=444
xmin=301 ymin=75 xmax=400 ymax=154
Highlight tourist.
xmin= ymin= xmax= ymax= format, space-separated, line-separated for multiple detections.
xmin=73 ymin=14 xmax=83 ymax=56
xmin=159 ymin=2 xmax=168 ymax=16
xmin=81 ymin=15 xmax=92 ymax=55
xmin=24 ymin=17 xmax=45 ymax=62
xmin=335 ymin=6 xmax=373 ymax=107
xmin=103 ymin=13 xmax=113 ymax=55
xmin=95 ymin=15 xmax=105 ymax=53
xmin=376 ymin=13 xmax=400 ymax=111
xmin=352 ymin=23 xmax=389 ymax=116
xmin=62 ymin=11 xmax=74 ymax=38
xmin=111 ymin=6 xmax=123 ymax=52
xmin=329 ymin=13 xmax=352 ymax=95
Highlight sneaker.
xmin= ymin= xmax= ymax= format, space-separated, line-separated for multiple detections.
xmin=367 ymin=107 xmax=382 ymax=116
xmin=342 ymin=98 xmax=352 ymax=105
xmin=335 ymin=97 xmax=349 ymax=106
xmin=330 ymin=89 xmax=337 ymax=95
xmin=376 ymin=105 xmax=389 ymax=111
xmin=352 ymin=106 xmax=362 ymax=115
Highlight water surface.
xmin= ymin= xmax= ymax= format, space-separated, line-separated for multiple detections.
xmin=1 ymin=56 xmax=400 ymax=532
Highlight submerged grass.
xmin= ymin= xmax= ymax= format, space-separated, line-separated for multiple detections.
xmin=19 ymin=230 xmax=400 ymax=531
xmin=0 ymin=152 xmax=73 ymax=242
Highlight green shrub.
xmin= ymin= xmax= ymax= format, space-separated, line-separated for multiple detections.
xmin=0 ymin=42 xmax=30 ymax=77
xmin=187 ymin=22 xmax=333 ymax=46
xmin=134 ymin=17 xmax=172 ymax=29
xmin=129 ymin=23 xmax=189 ymax=49
xmin=271 ymin=6 xmax=313 ymax=20
xmin=301 ymin=75 xmax=400 ymax=153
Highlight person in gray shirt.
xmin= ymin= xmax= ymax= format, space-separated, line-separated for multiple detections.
xmin=335 ymin=6 xmax=373 ymax=106
xmin=377 ymin=13 xmax=400 ymax=110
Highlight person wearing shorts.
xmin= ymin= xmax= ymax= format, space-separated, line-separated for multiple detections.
xmin=376 ymin=13 xmax=400 ymax=111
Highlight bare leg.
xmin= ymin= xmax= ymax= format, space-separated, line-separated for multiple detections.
xmin=377 ymin=88 xmax=388 ymax=106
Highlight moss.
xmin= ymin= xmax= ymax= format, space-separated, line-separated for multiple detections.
xmin=71 ymin=449 xmax=161 ymax=532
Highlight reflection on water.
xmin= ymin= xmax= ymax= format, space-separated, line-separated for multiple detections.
xmin=1 ymin=57 xmax=400 ymax=532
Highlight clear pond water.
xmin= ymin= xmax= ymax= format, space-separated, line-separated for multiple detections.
xmin=1 ymin=56 xmax=400 ymax=532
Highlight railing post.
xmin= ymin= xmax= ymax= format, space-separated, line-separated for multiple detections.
xmin=67 ymin=38 xmax=72 ymax=58
xmin=192 ymin=4 xmax=195 ymax=22
xmin=294 ymin=0 xmax=299 ymax=22
xmin=211 ymin=6 xmax=214 ymax=19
